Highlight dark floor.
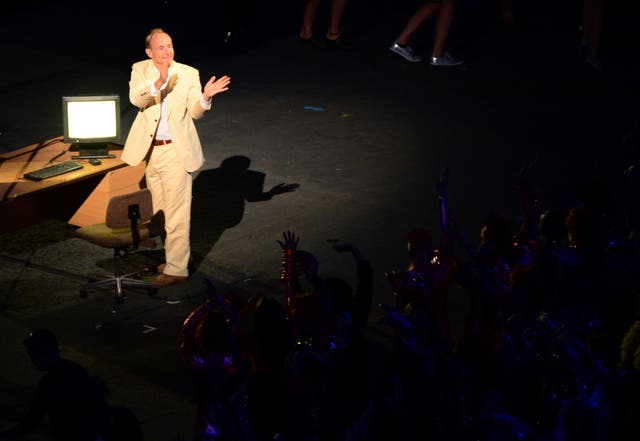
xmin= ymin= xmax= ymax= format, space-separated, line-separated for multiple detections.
xmin=1 ymin=1 xmax=638 ymax=440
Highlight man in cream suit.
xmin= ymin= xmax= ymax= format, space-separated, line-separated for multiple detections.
xmin=122 ymin=28 xmax=231 ymax=287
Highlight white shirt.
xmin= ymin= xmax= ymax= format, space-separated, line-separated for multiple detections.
xmin=149 ymin=65 xmax=211 ymax=141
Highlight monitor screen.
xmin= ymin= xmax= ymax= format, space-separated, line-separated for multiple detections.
xmin=62 ymin=95 xmax=121 ymax=157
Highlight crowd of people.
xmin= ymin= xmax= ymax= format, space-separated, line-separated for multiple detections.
xmin=172 ymin=142 xmax=640 ymax=441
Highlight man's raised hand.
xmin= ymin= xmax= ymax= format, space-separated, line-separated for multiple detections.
xmin=203 ymin=75 xmax=231 ymax=101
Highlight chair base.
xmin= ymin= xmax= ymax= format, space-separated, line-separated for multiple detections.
xmin=80 ymin=271 xmax=158 ymax=302
xmin=80 ymin=247 xmax=158 ymax=302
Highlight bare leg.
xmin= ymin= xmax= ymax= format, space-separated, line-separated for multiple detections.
xmin=300 ymin=0 xmax=321 ymax=39
xmin=432 ymin=0 xmax=455 ymax=58
xmin=327 ymin=0 xmax=349 ymax=40
xmin=394 ymin=2 xmax=440 ymax=45
xmin=581 ymin=0 xmax=605 ymax=59
xmin=499 ymin=0 xmax=514 ymax=23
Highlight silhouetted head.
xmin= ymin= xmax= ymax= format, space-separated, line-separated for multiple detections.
xmin=480 ymin=212 xmax=514 ymax=256
xmin=406 ymin=227 xmax=433 ymax=264
xmin=248 ymin=295 xmax=291 ymax=363
xmin=23 ymin=329 xmax=60 ymax=370
xmin=325 ymin=277 xmax=353 ymax=315
xmin=566 ymin=206 xmax=601 ymax=251
xmin=538 ymin=209 xmax=567 ymax=244
xmin=291 ymin=291 xmax=334 ymax=339
xmin=294 ymin=250 xmax=319 ymax=276
xmin=196 ymin=310 xmax=233 ymax=357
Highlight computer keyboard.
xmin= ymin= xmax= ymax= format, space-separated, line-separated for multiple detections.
xmin=23 ymin=160 xmax=84 ymax=181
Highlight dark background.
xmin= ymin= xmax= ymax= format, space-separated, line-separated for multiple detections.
xmin=1 ymin=1 xmax=638 ymax=439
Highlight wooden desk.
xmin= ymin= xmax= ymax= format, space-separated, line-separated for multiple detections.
xmin=0 ymin=137 xmax=145 ymax=233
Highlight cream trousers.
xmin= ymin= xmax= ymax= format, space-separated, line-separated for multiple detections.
xmin=146 ymin=144 xmax=192 ymax=277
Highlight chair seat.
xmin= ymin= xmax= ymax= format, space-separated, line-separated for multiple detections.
xmin=75 ymin=188 xmax=156 ymax=302
xmin=76 ymin=223 xmax=150 ymax=249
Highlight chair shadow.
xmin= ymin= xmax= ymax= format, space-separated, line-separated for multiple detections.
xmin=188 ymin=155 xmax=299 ymax=272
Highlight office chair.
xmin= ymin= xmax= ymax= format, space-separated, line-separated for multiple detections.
xmin=75 ymin=188 xmax=157 ymax=302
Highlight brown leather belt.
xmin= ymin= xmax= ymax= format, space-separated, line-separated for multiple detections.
xmin=152 ymin=139 xmax=172 ymax=146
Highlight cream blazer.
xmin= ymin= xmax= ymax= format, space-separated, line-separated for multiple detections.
xmin=122 ymin=60 xmax=210 ymax=172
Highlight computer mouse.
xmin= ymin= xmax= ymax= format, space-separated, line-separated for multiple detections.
xmin=89 ymin=159 xmax=102 ymax=166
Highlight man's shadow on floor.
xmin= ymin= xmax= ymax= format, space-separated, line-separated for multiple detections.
xmin=185 ymin=154 xmax=298 ymax=272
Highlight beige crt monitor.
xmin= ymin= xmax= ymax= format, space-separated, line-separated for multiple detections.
xmin=62 ymin=95 xmax=120 ymax=159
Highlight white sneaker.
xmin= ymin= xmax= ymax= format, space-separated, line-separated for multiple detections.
xmin=389 ymin=42 xmax=422 ymax=62
xmin=430 ymin=52 xmax=464 ymax=66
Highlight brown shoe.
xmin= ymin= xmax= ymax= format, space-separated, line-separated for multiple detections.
xmin=152 ymin=273 xmax=188 ymax=287
xmin=158 ymin=262 xmax=194 ymax=274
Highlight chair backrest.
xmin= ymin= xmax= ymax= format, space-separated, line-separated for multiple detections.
xmin=105 ymin=189 xmax=153 ymax=229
